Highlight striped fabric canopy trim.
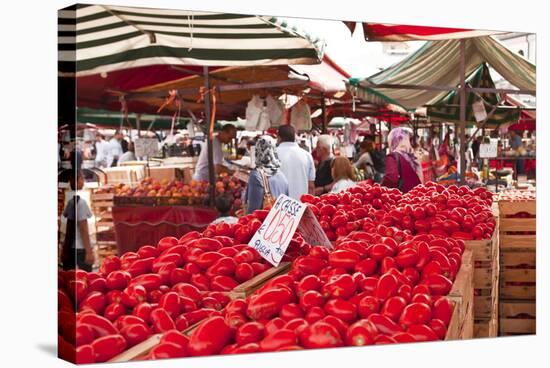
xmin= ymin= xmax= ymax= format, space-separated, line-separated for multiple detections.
xmin=344 ymin=22 xmax=505 ymax=41
xmin=59 ymin=4 xmax=324 ymax=76
xmin=427 ymin=63 xmax=520 ymax=125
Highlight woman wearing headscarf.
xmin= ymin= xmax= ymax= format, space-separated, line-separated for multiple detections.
xmin=244 ymin=135 xmax=289 ymax=213
xmin=382 ymin=127 xmax=423 ymax=193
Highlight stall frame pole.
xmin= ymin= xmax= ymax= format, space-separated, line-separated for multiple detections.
xmin=459 ymin=39 xmax=467 ymax=184
xmin=203 ymin=66 xmax=216 ymax=206
xmin=321 ymin=93 xmax=328 ymax=134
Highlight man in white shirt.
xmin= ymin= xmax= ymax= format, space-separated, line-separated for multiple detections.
xmin=118 ymin=141 xmax=137 ymax=165
xmin=94 ymin=133 xmax=108 ymax=168
xmin=106 ymin=131 xmax=124 ymax=167
xmin=193 ymin=124 xmax=237 ymax=182
xmin=276 ymin=125 xmax=315 ymax=200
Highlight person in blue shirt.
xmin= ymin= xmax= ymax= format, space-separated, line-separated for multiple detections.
xmin=245 ymin=135 xmax=289 ymax=213
xmin=510 ymin=130 xmax=525 ymax=175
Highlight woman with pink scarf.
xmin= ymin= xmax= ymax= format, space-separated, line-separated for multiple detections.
xmin=382 ymin=127 xmax=423 ymax=193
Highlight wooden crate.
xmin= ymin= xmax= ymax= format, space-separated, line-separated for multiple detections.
xmin=229 ymin=262 xmax=291 ymax=299
xmin=499 ymin=300 xmax=536 ymax=335
xmin=474 ymin=317 xmax=498 ymax=338
xmin=498 ymin=200 xmax=536 ymax=217
xmin=499 ymin=200 xmax=536 ymax=301
xmin=474 ymin=267 xmax=499 ymax=320
xmin=109 ymin=262 xmax=290 ymax=362
xmin=447 ymin=249 xmax=474 ymax=340
xmin=464 ymin=228 xmax=498 ymax=264
xmin=499 ymin=243 xmax=535 ymax=300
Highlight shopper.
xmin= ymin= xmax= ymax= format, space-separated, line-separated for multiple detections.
xmin=354 ymin=140 xmax=377 ymax=181
xmin=276 ymin=125 xmax=315 ymax=200
xmin=94 ymin=133 xmax=108 ymax=168
xmin=118 ymin=141 xmax=136 ymax=165
xmin=106 ymin=130 xmax=124 ymax=167
xmin=331 ymin=156 xmax=357 ymax=193
xmin=62 ymin=170 xmax=95 ymax=271
xmin=193 ymin=124 xmax=237 ymax=181
xmin=314 ymin=134 xmax=334 ymax=195
xmin=211 ymin=195 xmax=238 ymax=225
xmin=382 ymin=127 xmax=422 ymax=193
xmin=245 ymin=135 xmax=289 ymax=213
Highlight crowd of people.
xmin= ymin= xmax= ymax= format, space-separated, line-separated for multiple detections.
xmin=193 ymin=124 xmax=423 ymax=216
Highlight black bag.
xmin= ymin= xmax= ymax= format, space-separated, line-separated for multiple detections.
xmin=370 ymin=149 xmax=386 ymax=173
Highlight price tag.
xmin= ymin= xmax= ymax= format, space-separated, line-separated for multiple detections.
xmin=135 ymin=138 xmax=159 ymax=158
xmin=248 ymin=194 xmax=332 ymax=267
xmin=479 ymin=139 xmax=498 ymax=158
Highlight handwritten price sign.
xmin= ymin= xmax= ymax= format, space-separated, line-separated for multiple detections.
xmin=248 ymin=194 xmax=332 ymax=267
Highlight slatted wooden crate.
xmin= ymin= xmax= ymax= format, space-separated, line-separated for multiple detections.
xmin=499 ymin=300 xmax=536 ymax=335
xmin=109 ymin=262 xmax=290 ymax=362
xmin=499 ymin=199 xmax=536 ymax=301
xmin=91 ymin=190 xmax=117 ymax=261
xmin=465 ymin=221 xmax=499 ymax=322
xmin=447 ymin=249 xmax=474 ymax=340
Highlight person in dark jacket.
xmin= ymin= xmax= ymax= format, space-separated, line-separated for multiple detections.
xmin=382 ymin=127 xmax=422 ymax=193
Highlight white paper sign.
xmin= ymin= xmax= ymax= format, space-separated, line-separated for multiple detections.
xmin=479 ymin=139 xmax=498 ymax=158
xmin=135 ymin=138 xmax=159 ymax=158
xmin=248 ymin=194 xmax=332 ymax=267
xmin=472 ymin=100 xmax=487 ymax=122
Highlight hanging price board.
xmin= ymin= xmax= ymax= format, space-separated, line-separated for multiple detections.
xmin=248 ymin=194 xmax=332 ymax=267
xmin=479 ymin=139 xmax=498 ymax=158
xmin=135 ymin=138 xmax=159 ymax=158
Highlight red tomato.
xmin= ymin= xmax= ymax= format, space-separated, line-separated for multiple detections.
xmin=323 ymin=299 xmax=357 ymax=323
xmin=160 ymin=329 xmax=189 ymax=351
xmin=259 ymin=329 xmax=298 ymax=352
xmin=304 ymin=306 xmax=326 ymax=324
xmin=299 ymin=321 xmax=343 ymax=348
xmin=375 ymin=273 xmax=398 ymax=302
xmin=279 ymin=303 xmax=304 ymax=321
xmin=246 ymin=288 xmax=292 ymax=320
xmin=346 ymin=319 xmax=378 ymax=346
xmin=358 ymin=295 xmax=380 ymax=319
xmin=381 ymin=296 xmax=407 ymax=322
xmin=90 ymin=334 xmax=126 ymax=362
xmin=148 ymin=342 xmax=187 ymax=359
xmin=367 ymin=313 xmax=403 ymax=335
xmin=150 ymin=308 xmax=176 ymax=333
xmin=433 ymin=297 xmax=454 ymax=326
xmin=322 ymin=274 xmax=356 ymax=299
xmin=399 ymin=303 xmax=432 ymax=328
xmin=428 ymin=318 xmax=448 ymax=339
xmin=236 ymin=322 xmax=265 ymax=346
xmin=159 ymin=292 xmax=181 ymax=319
xmin=120 ymin=323 xmax=150 ymax=347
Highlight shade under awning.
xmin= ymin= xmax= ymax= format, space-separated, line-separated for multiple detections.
xmin=347 ymin=36 xmax=536 ymax=111
xmin=58 ymin=4 xmax=325 ymax=76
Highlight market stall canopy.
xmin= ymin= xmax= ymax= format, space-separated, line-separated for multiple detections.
xmin=347 ymin=36 xmax=536 ymax=111
xmin=76 ymin=107 xmax=187 ymax=130
xmin=343 ymin=22 xmax=504 ymax=41
xmin=96 ymin=55 xmax=351 ymax=119
xmin=58 ymin=4 xmax=325 ymax=76
xmin=427 ymin=63 xmax=520 ymax=126
xmin=502 ymin=94 xmax=536 ymax=131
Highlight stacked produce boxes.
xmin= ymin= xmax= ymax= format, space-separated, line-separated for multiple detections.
xmin=498 ymin=190 xmax=536 ymax=336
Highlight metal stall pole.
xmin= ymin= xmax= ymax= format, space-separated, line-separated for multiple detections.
xmin=321 ymin=93 xmax=328 ymax=134
xmin=459 ymin=39 xmax=467 ymax=184
xmin=203 ymin=66 xmax=216 ymax=206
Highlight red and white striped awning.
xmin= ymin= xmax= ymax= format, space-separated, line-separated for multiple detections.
xmin=344 ymin=22 xmax=505 ymax=41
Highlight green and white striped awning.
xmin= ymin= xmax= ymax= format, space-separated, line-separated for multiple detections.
xmin=58 ymin=4 xmax=325 ymax=76
xmin=427 ymin=63 xmax=520 ymax=125
xmin=347 ymin=36 xmax=535 ymax=111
